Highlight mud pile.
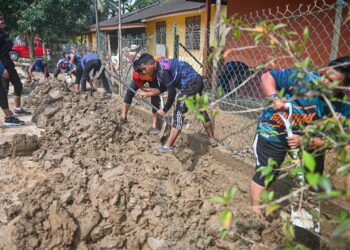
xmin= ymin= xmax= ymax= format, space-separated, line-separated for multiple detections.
xmin=0 ymin=79 xmax=289 ymax=249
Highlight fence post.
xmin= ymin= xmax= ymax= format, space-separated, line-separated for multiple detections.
xmin=330 ymin=0 xmax=346 ymax=60
xmin=173 ymin=23 xmax=179 ymax=59
xmin=94 ymin=0 xmax=100 ymax=54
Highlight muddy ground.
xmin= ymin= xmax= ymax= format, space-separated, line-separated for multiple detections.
xmin=0 ymin=78 xmax=341 ymax=249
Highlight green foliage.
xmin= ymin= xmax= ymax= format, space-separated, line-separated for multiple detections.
xmin=302 ymin=151 xmax=316 ymax=172
xmin=208 ymin=186 xmax=237 ymax=236
xmin=282 ymin=222 xmax=295 ymax=240
xmin=199 ymin=12 xmax=350 ymax=248
xmin=0 ymin=0 xmax=91 ymax=44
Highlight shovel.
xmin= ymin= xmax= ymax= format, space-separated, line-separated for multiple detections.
xmin=116 ymin=77 xmax=171 ymax=142
xmin=278 ymin=103 xmax=320 ymax=234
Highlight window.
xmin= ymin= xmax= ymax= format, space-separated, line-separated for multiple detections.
xmin=185 ymin=16 xmax=201 ymax=50
xmin=156 ymin=21 xmax=166 ymax=45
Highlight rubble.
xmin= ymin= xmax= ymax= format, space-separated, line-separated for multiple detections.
xmin=0 ymin=79 xmax=289 ymax=249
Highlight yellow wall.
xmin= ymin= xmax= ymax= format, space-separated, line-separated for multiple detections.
xmin=86 ymin=33 xmax=97 ymax=50
xmin=145 ymin=5 xmax=227 ymax=72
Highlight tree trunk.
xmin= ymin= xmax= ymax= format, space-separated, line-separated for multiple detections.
xmin=27 ymin=31 xmax=35 ymax=60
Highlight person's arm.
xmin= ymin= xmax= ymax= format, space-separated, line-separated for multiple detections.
xmin=43 ymin=64 xmax=49 ymax=78
xmin=81 ymin=58 xmax=85 ymax=70
xmin=261 ymin=71 xmax=288 ymax=111
xmin=138 ymin=87 xmax=161 ymax=97
xmin=158 ymin=69 xmax=176 ymax=113
xmin=28 ymin=63 xmax=34 ymax=81
xmin=69 ymin=53 xmax=75 ymax=65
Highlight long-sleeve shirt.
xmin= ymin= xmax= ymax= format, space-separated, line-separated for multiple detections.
xmin=156 ymin=58 xmax=199 ymax=112
xmin=81 ymin=53 xmax=99 ymax=69
xmin=0 ymin=31 xmax=14 ymax=68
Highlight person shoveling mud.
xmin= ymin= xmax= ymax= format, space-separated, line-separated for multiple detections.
xmin=80 ymin=53 xmax=112 ymax=97
xmin=133 ymin=54 xmax=218 ymax=152
xmin=121 ymin=70 xmax=167 ymax=134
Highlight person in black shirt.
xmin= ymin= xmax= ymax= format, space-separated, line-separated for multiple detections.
xmin=0 ymin=14 xmax=30 ymax=116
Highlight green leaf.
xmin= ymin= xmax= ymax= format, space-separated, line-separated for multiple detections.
xmin=318 ymin=176 xmax=332 ymax=193
xmin=184 ymin=99 xmax=195 ymax=111
xmin=264 ymin=173 xmax=274 ymax=187
xmin=278 ymin=88 xmax=285 ymax=98
xmin=195 ymin=93 xmax=201 ymax=103
xmin=280 ymin=210 xmax=290 ymax=221
xmin=272 ymin=23 xmax=287 ymax=30
xmin=334 ymin=212 xmax=349 ymax=222
xmin=303 ymin=151 xmax=316 ymax=172
xmin=266 ymin=204 xmax=280 ymax=214
xmin=219 ymin=209 xmax=233 ymax=229
xmin=208 ymin=197 xmax=227 ymax=204
xmin=219 ymin=228 xmax=229 ymax=239
xmin=216 ymin=86 xmax=223 ymax=98
xmin=303 ymin=27 xmax=310 ymax=43
xmin=316 ymin=191 xmax=342 ymax=199
xmin=332 ymin=219 xmax=350 ymax=237
xmin=196 ymin=113 xmax=205 ymax=122
xmin=228 ymin=186 xmax=238 ymax=200
xmin=302 ymin=57 xmax=311 ymax=68
xmin=203 ymin=94 xmax=209 ymax=105
xmin=306 ymin=172 xmax=320 ymax=189
xmin=290 ymin=167 xmax=304 ymax=177
xmin=282 ymin=222 xmax=295 ymax=239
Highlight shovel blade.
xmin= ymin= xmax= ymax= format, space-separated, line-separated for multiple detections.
xmin=159 ymin=116 xmax=171 ymax=144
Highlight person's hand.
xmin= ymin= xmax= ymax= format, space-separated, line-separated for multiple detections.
xmin=287 ymin=134 xmax=301 ymax=149
xmin=2 ymin=69 xmax=9 ymax=79
xmin=157 ymin=109 xmax=166 ymax=116
xmin=272 ymin=97 xmax=288 ymax=111
xmin=136 ymin=92 xmax=147 ymax=97
xmin=309 ymin=137 xmax=324 ymax=149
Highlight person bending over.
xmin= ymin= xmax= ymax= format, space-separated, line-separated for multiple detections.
xmin=28 ymin=57 xmax=49 ymax=82
xmin=250 ymin=56 xmax=350 ymax=214
xmin=80 ymin=53 xmax=112 ymax=96
xmin=121 ymin=70 xmax=167 ymax=134
xmin=133 ymin=53 xmax=218 ymax=152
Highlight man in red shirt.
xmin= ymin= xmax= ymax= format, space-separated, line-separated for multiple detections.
xmin=121 ymin=70 xmax=166 ymax=134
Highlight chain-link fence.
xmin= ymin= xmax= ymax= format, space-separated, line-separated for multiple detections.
xmin=58 ymin=0 xmax=349 ymax=169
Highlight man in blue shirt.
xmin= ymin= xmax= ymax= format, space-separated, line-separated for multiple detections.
xmin=28 ymin=57 xmax=49 ymax=82
xmin=80 ymin=53 xmax=111 ymax=95
xmin=133 ymin=53 xmax=218 ymax=152
xmin=251 ymin=56 xmax=350 ymax=214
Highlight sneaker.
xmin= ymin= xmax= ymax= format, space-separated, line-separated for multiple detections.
xmin=105 ymin=92 xmax=113 ymax=97
xmin=209 ymin=138 xmax=218 ymax=147
xmin=13 ymin=108 xmax=31 ymax=116
xmin=4 ymin=116 xmax=25 ymax=126
xmin=148 ymin=127 xmax=160 ymax=134
xmin=158 ymin=145 xmax=175 ymax=153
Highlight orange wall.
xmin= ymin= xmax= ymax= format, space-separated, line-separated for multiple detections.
xmin=225 ymin=0 xmax=343 ymax=68
xmin=227 ymin=0 xmax=335 ymax=17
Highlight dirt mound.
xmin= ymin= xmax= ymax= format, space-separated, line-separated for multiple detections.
xmin=0 ymin=79 xmax=290 ymax=249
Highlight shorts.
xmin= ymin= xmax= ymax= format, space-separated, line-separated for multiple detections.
xmin=252 ymin=135 xmax=325 ymax=187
